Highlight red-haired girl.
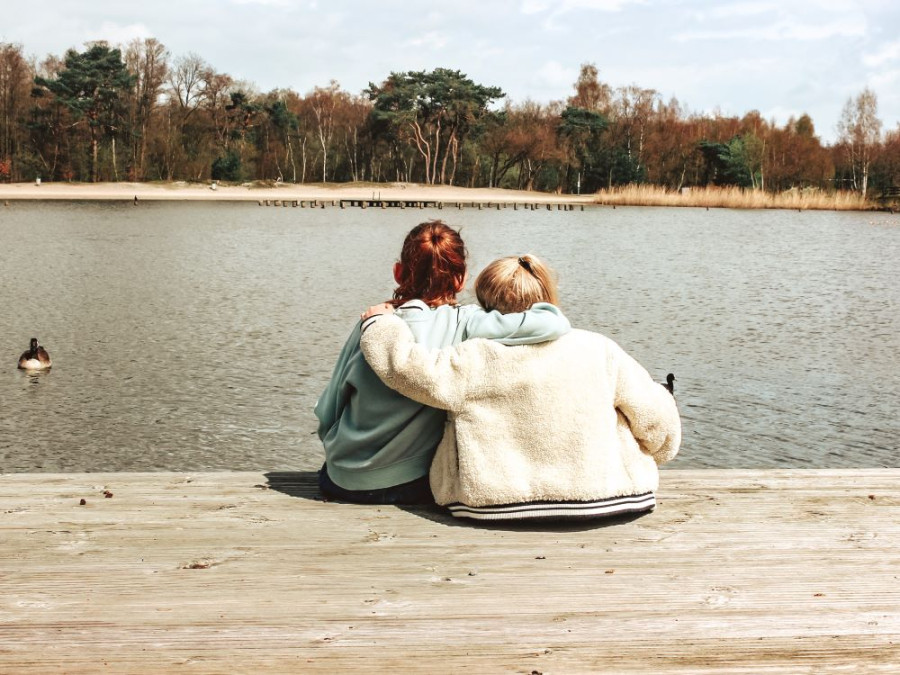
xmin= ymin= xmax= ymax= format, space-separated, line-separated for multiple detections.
xmin=315 ymin=221 xmax=570 ymax=504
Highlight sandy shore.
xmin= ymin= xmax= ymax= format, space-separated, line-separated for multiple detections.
xmin=0 ymin=181 xmax=596 ymax=205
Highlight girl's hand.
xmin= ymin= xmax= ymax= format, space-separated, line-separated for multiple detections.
xmin=361 ymin=302 xmax=395 ymax=320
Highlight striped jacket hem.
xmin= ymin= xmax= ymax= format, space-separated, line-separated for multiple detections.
xmin=446 ymin=492 xmax=656 ymax=521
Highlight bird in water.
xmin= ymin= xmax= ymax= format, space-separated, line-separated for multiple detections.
xmin=662 ymin=373 xmax=675 ymax=395
xmin=18 ymin=338 xmax=52 ymax=371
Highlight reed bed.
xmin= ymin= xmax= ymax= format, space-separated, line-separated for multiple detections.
xmin=593 ymin=185 xmax=873 ymax=211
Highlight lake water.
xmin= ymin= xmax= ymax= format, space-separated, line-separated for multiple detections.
xmin=1 ymin=201 xmax=898 ymax=472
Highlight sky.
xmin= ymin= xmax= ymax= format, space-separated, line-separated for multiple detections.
xmin=3 ymin=0 xmax=899 ymax=144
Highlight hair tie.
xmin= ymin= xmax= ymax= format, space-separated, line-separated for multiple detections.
xmin=518 ymin=257 xmax=534 ymax=275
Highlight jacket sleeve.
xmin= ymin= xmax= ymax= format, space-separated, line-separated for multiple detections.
xmin=610 ymin=342 xmax=682 ymax=465
xmin=360 ymin=315 xmax=482 ymax=412
xmin=462 ymin=302 xmax=570 ymax=345
xmin=313 ymin=322 xmax=361 ymax=440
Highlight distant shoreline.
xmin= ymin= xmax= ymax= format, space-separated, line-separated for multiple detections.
xmin=0 ymin=181 xmax=887 ymax=212
xmin=0 ymin=181 xmax=594 ymax=206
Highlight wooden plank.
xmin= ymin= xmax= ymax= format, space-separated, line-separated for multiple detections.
xmin=1 ymin=470 xmax=898 ymax=673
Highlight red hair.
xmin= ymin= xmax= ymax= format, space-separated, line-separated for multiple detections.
xmin=392 ymin=221 xmax=467 ymax=307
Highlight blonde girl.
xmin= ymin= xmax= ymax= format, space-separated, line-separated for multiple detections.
xmin=359 ymin=254 xmax=681 ymax=520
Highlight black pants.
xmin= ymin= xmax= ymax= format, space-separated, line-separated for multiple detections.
xmin=318 ymin=463 xmax=434 ymax=505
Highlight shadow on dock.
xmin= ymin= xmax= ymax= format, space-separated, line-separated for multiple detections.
xmin=264 ymin=471 xmax=320 ymax=501
xmin=264 ymin=470 xmax=646 ymax=531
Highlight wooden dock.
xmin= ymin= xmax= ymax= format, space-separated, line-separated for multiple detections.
xmin=1 ymin=469 xmax=897 ymax=673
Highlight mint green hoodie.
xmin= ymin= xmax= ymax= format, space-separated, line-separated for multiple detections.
xmin=315 ymin=300 xmax=570 ymax=490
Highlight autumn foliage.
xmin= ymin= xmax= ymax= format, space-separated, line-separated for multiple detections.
xmin=0 ymin=41 xmax=896 ymax=200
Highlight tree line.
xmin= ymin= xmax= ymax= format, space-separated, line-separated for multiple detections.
xmin=0 ymin=40 xmax=897 ymax=196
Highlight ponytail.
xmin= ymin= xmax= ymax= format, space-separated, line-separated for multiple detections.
xmin=475 ymin=254 xmax=559 ymax=314
xmin=392 ymin=221 xmax=468 ymax=307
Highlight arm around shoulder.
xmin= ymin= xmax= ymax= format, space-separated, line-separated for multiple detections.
xmin=463 ymin=302 xmax=570 ymax=345
xmin=360 ymin=315 xmax=481 ymax=411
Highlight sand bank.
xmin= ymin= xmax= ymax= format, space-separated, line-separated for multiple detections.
xmin=0 ymin=181 xmax=595 ymax=205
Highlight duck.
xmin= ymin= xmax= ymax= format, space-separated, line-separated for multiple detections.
xmin=662 ymin=372 xmax=675 ymax=395
xmin=18 ymin=338 xmax=52 ymax=371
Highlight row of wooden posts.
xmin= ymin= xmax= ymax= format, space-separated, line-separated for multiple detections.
xmin=257 ymin=199 xmax=587 ymax=211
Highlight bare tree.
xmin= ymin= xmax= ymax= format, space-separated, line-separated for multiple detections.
xmin=309 ymin=81 xmax=341 ymax=182
xmin=611 ymin=85 xmax=658 ymax=179
xmin=162 ymin=53 xmax=209 ymax=179
xmin=125 ymin=38 xmax=169 ymax=179
xmin=202 ymin=70 xmax=236 ymax=150
xmin=0 ymin=43 xmax=31 ymax=179
xmin=168 ymin=53 xmax=207 ymax=113
xmin=837 ymin=87 xmax=882 ymax=197
xmin=336 ymin=93 xmax=370 ymax=182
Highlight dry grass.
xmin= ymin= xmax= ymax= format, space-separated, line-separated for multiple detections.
xmin=593 ymin=185 xmax=873 ymax=211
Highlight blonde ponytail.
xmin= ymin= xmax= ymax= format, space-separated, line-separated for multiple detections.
xmin=475 ymin=254 xmax=559 ymax=314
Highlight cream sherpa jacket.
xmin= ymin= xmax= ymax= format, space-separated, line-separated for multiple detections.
xmin=360 ymin=315 xmax=681 ymax=512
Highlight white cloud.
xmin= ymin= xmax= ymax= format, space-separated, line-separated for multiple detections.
xmin=863 ymin=41 xmax=900 ymax=67
xmin=558 ymin=0 xmax=642 ymax=10
xmin=532 ymin=60 xmax=577 ymax=90
xmin=526 ymin=0 xmax=644 ymax=31
xmin=521 ymin=0 xmax=641 ymax=15
xmin=707 ymin=2 xmax=777 ymax=19
xmin=85 ymin=22 xmax=153 ymax=47
xmin=521 ymin=0 xmax=551 ymax=14
xmin=402 ymin=31 xmax=449 ymax=50
xmin=675 ymin=16 xmax=866 ymax=42
xmin=231 ymin=0 xmax=293 ymax=6
xmin=782 ymin=18 xmax=867 ymax=40
xmin=867 ymin=68 xmax=900 ymax=89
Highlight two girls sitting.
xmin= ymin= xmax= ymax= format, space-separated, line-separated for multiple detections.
xmin=316 ymin=221 xmax=681 ymax=521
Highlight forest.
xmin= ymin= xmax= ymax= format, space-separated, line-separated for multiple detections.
xmin=0 ymin=39 xmax=897 ymax=197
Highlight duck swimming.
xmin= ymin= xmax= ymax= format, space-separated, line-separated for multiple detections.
xmin=18 ymin=338 xmax=52 ymax=371
xmin=662 ymin=373 xmax=675 ymax=395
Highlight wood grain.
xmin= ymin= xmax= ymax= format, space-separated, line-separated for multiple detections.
xmin=1 ymin=470 xmax=897 ymax=673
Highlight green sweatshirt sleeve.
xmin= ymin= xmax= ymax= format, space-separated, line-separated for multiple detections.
xmin=461 ymin=302 xmax=570 ymax=345
xmin=314 ymin=322 xmax=363 ymax=441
